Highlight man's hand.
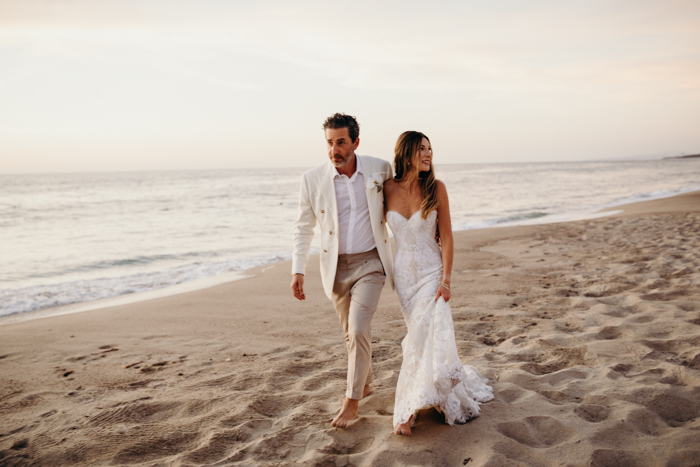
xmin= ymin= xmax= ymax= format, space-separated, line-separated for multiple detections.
xmin=291 ymin=274 xmax=306 ymax=301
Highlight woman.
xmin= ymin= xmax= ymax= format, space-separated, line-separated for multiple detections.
xmin=383 ymin=131 xmax=493 ymax=436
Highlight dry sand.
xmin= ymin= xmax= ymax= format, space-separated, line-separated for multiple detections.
xmin=1 ymin=191 xmax=699 ymax=467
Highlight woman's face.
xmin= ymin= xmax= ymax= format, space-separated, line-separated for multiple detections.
xmin=413 ymin=137 xmax=432 ymax=172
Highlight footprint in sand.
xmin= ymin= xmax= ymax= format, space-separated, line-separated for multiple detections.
xmin=319 ymin=436 xmax=375 ymax=456
xmin=497 ymin=416 xmax=574 ymax=448
xmin=539 ymin=368 xmax=588 ymax=386
xmin=589 ymin=449 xmax=644 ymax=467
xmin=665 ymin=450 xmax=700 ymax=467
xmin=644 ymin=392 xmax=700 ymax=427
xmin=574 ymin=404 xmax=610 ymax=423
xmin=596 ymin=326 xmax=622 ymax=340
xmin=626 ymin=408 xmax=667 ymax=436
xmin=629 ymin=314 xmax=656 ymax=324
xmin=497 ymin=385 xmax=529 ymax=404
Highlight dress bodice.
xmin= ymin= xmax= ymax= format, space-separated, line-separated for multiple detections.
xmin=387 ymin=210 xmax=441 ymax=257
xmin=387 ymin=210 xmax=443 ymax=312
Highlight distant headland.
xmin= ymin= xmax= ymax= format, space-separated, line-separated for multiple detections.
xmin=664 ymin=154 xmax=700 ymax=160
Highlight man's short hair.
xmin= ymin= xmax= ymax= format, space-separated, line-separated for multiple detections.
xmin=322 ymin=113 xmax=360 ymax=142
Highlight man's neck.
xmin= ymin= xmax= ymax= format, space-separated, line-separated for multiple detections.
xmin=336 ymin=154 xmax=357 ymax=178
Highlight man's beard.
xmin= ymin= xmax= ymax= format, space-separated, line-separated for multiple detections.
xmin=331 ymin=153 xmax=351 ymax=168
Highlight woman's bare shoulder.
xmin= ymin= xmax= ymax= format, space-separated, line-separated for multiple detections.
xmin=384 ymin=178 xmax=399 ymax=191
xmin=435 ymin=179 xmax=450 ymax=200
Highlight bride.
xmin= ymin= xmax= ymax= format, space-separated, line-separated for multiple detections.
xmin=383 ymin=131 xmax=494 ymax=436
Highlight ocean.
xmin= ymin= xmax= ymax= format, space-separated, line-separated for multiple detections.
xmin=1 ymin=158 xmax=699 ymax=320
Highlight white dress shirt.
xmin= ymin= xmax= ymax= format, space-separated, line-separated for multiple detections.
xmin=333 ymin=157 xmax=377 ymax=255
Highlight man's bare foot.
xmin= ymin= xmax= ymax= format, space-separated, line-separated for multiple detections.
xmin=331 ymin=397 xmax=359 ymax=428
xmin=394 ymin=415 xmax=413 ymax=436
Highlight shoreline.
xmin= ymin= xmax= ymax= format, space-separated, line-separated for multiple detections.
xmin=2 ymin=188 xmax=697 ymax=326
xmin=0 ymin=190 xmax=699 ymax=465
xmin=0 ymin=270 xmax=252 ymax=326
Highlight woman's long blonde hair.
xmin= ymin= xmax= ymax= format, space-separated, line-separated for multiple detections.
xmin=394 ymin=131 xmax=438 ymax=219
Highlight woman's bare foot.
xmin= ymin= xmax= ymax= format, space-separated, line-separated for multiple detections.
xmin=394 ymin=415 xmax=413 ymax=436
xmin=331 ymin=397 xmax=359 ymax=428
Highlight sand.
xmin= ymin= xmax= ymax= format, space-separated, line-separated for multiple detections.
xmin=1 ymin=191 xmax=699 ymax=467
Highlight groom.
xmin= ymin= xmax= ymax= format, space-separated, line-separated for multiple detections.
xmin=290 ymin=113 xmax=394 ymax=428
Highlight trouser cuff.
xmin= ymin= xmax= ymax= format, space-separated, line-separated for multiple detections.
xmin=346 ymin=388 xmax=363 ymax=400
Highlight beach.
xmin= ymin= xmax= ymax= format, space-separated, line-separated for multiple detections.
xmin=1 ymin=191 xmax=699 ymax=466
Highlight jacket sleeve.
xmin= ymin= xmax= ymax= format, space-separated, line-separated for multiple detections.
xmin=291 ymin=173 xmax=316 ymax=275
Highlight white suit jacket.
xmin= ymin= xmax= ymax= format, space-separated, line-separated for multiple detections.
xmin=292 ymin=155 xmax=395 ymax=299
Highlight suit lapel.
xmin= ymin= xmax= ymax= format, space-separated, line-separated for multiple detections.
xmin=360 ymin=156 xmax=377 ymax=204
xmin=319 ymin=163 xmax=339 ymax=225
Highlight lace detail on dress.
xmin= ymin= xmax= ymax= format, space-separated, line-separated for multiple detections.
xmin=387 ymin=210 xmax=494 ymax=428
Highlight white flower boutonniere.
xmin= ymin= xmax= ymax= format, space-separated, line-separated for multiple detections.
xmin=366 ymin=173 xmax=385 ymax=193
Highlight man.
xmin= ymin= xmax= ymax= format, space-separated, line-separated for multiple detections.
xmin=291 ymin=113 xmax=394 ymax=428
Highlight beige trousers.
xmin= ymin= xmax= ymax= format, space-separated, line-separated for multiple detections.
xmin=332 ymin=248 xmax=386 ymax=400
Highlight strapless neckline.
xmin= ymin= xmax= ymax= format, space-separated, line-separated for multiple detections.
xmin=387 ymin=210 xmax=435 ymax=221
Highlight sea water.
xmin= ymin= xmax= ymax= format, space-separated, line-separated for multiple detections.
xmin=1 ymin=158 xmax=699 ymax=318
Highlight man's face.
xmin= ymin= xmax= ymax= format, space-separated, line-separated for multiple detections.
xmin=325 ymin=127 xmax=359 ymax=169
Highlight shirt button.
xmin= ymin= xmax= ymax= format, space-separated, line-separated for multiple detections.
xmin=329 ymin=231 xmax=333 ymax=234
xmin=323 ymin=249 xmax=327 ymax=252
xmin=321 ymin=210 xmax=324 ymax=213
xmin=384 ymin=240 xmax=387 ymax=243
xmin=380 ymin=220 xmax=383 ymax=224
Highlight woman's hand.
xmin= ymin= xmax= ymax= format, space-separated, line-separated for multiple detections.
xmin=435 ymin=282 xmax=451 ymax=302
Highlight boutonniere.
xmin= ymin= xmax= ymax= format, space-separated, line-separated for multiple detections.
xmin=366 ymin=172 xmax=386 ymax=193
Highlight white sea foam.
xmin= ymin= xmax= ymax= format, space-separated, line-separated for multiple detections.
xmin=0 ymin=251 xmax=294 ymax=317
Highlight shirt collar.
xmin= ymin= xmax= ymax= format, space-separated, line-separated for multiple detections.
xmin=332 ymin=156 xmax=363 ymax=179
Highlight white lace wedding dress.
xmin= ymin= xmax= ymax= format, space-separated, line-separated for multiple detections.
xmin=387 ymin=209 xmax=494 ymax=428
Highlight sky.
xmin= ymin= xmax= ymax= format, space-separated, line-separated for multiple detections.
xmin=1 ymin=0 xmax=699 ymax=173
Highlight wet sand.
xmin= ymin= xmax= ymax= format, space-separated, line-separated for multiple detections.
xmin=1 ymin=191 xmax=699 ymax=466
